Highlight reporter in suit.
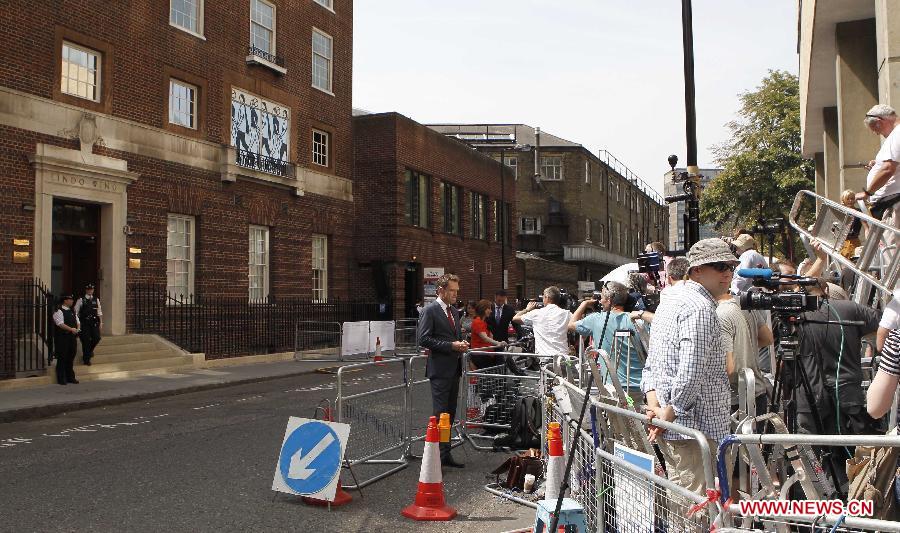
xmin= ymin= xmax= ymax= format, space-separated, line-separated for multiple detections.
xmin=417 ymin=273 xmax=469 ymax=467
xmin=486 ymin=290 xmax=520 ymax=343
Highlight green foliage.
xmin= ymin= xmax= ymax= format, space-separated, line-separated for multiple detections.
xmin=700 ymin=70 xmax=814 ymax=256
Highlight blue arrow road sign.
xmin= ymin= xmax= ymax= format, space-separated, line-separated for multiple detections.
xmin=278 ymin=420 xmax=343 ymax=495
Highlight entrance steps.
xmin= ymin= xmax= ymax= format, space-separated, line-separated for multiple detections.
xmin=75 ymin=334 xmax=195 ymax=379
xmin=0 ymin=334 xmax=197 ymax=389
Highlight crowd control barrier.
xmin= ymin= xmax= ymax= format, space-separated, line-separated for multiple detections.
xmin=332 ymin=354 xmax=464 ymax=489
xmin=540 ymin=368 xmax=719 ymax=532
xmin=394 ymin=318 xmax=420 ymax=357
xmin=295 ymin=320 xmax=398 ymax=362
xmin=461 ymin=351 xmax=542 ymax=450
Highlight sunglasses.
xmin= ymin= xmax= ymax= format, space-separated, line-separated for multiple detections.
xmin=866 ymin=114 xmax=884 ymax=120
xmin=708 ymin=262 xmax=736 ymax=273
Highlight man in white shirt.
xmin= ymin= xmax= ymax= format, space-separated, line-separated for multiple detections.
xmin=856 ymin=104 xmax=900 ymax=250
xmin=512 ymin=286 xmax=572 ymax=358
xmin=730 ymin=233 xmax=768 ymax=295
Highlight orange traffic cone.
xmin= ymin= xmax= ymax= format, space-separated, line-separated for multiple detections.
xmin=303 ymin=407 xmax=353 ymax=508
xmin=544 ymin=422 xmax=565 ymax=501
xmin=373 ymin=336 xmax=384 ymax=366
xmin=401 ymin=416 xmax=457 ymax=521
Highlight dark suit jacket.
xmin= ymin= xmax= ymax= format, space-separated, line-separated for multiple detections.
xmin=417 ymin=300 xmax=463 ymax=379
xmin=486 ymin=303 xmax=519 ymax=342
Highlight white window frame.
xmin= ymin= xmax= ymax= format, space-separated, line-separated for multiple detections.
xmin=61 ymin=41 xmax=101 ymax=102
xmin=250 ymin=0 xmax=276 ymax=55
xmin=521 ymin=217 xmax=542 ymax=235
xmin=169 ymin=79 xmax=197 ymax=129
xmin=585 ymin=218 xmax=592 ymax=243
xmin=540 ymin=156 xmax=563 ymax=181
xmin=312 ymin=234 xmax=328 ymax=302
xmin=170 ymin=0 xmax=204 ymax=38
xmin=312 ymin=129 xmax=329 ymax=167
xmin=504 ymin=155 xmax=518 ymax=180
xmin=585 ymin=160 xmax=591 ymax=185
xmin=248 ymin=225 xmax=270 ymax=301
xmin=312 ymin=28 xmax=334 ymax=94
xmin=166 ymin=214 xmax=195 ymax=299
xmin=313 ymin=0 xmax=335 ymax=12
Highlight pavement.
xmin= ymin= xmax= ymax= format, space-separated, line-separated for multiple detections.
xmin=0 ymin=367 xmax=536 ymax=533
xmin=0 ymin=358 xmax=341 ymax=423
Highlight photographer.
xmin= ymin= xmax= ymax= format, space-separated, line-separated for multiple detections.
xmin=568 ymin=282 xmax=643 ymax=406
xmin=641 ymin=238 xmax=734 ymax=496
xmin=730 ymin=233 xmax=768 ymax=295
xmin=794 ymin=279 xmax=880 ymax=491
xmin=512 ymin=286 xmax=572 ymax=358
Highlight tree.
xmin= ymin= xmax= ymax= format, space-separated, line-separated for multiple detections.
xmin=700 ymin=70 xmax=814 ymax=257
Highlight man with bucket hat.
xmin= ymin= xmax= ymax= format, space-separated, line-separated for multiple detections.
xmin=641 ymin=238 xmax=735 ymax=495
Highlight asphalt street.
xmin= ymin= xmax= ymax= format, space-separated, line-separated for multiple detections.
xmin=0 ymin=368 xmax=534 ymax=533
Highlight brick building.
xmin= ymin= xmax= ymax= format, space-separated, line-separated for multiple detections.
xmin=353 ymin=112 xmax=519 ymax=318
xmin=427 ymin=124 xmax=668 ymax=290
xmin=0 ymin=0 xmax=355 ymax=373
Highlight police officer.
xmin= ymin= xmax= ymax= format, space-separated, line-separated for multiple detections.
xmin=74 ymin=283 xmax=103 ymax=365
xmin=52 ymin=294 xmax=80 ymax=385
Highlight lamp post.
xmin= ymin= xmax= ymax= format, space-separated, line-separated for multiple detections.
xmin=498 ymin=144 xmax=531 ymax=290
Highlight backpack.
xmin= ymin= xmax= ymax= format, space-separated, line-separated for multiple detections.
xmin=494 ymin=396 xmax=542 ymax=449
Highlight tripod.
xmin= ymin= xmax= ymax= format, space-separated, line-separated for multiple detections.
xmin=768 ymin=310 xmax=864 ymax=499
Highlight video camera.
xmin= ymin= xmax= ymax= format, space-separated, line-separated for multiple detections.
xmin=527 ymin=288 xmax=578 ymax=313
xmin=736 ymin=268 xmax=820 ymax=313
xmin=750 ymin=218 xmax=785 ymax=235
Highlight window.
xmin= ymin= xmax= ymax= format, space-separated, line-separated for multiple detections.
xmin=441 ymin=182 xmax=462 ymax=235
xmin=167 ymin=215 xmax=195 ymax=298
xmin=314 ymin=0 xmax=334 ymax=10
xmin=250 ymin=0 xmax=276 ymax=55
xmin=170 ymin=0 xmax=202 ymax=35
xmin=616 ymin=221 xmax=622 ymax=253
xmin=312 ymin=234 xmax=328 ymax=302
xmin=312 ymin=129 xmax=329 ymax=167
xmin=404 ymin=170 xmax=431 ymax=229
xmin=598 ymin=224 xmax=606 ymax=247
xmin=312 ymin=29 xmax=333 ymax=92
xmin=494 ymin=200 xmax=510 ymax=243
xmin=61 ymin=42 xmax=100 ymax=102
xmin=169 ymin=79 xmax=197 ymax=129
xmin=470 ymin=192 xmax=488 ymax=240
xmin=540 ymin=156 xmax=563 ymax=180
xmin=585 ymin=161 xmax=591 ymax=185
xmin=505 ymin=156 xmax=518 ymax=180
xmin=585 ymin=218 xmax=592 ymax=242
xmin=248 ymin=225 xmax=269 ymax=301
xmin=521 ymin=217 xmax=542 ymax=234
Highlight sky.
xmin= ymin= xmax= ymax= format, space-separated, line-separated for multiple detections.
xmin=352 ymin=0 xmax=799 ymax=197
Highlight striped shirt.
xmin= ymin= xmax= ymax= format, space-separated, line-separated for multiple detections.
xmin=641 ymin=280 xmax=731 ymax=442
xmin=880 ymin=328 xmax=900 ymax=377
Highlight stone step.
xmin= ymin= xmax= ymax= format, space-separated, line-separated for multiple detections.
xmin=83 ymin=349 xmax=178 ymax=365
xmin=74 ymin=355 xmax=194 ymax=375
xmin=16 ymin=364 xmax=199 ymax=388
xmin=92 ymin=341 xmax=161 ymax=356
xmin=94 ymin=334 xmax=156 ymax=347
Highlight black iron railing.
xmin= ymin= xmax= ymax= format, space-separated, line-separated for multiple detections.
xmin=129 ymin=285 xmax=379 ymax=359
xmin=0 ymin=279 xmax=54 ymax=379
xmin=247 ymin=45 xmax=285 ymax=67
xmin=236 ymin=148 xmax=290 ymax=177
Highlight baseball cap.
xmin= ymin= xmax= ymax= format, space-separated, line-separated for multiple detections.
xmin=687 ymin=238 xmax=738 ymax=268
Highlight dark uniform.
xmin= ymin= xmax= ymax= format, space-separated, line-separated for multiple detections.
xmin=53 ymin=296 xmax=79 ymax=385
xmin=76 ymin=285 xmax=102 ymax=364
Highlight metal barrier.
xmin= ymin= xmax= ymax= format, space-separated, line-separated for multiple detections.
xmin=540 ymin=368 xmax=720 ymax=531
xmin=294 ymin=321 xmax=344 ymax=361
xmin=336 ymin=358 xmax=410 ymax=489
xmin=394 ymin=318 xmax=420 ymax=356
xmin=462 ymin=351 xmax=542 ymax=450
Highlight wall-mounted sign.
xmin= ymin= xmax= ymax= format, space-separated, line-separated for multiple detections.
xmin=13 ymin=239 xmax=30 ymax=246
xmin=13 ymin=251 xmax=30 ymax=263
xmin=128 ymin=258 xmax=141 ymax=269
xmin=129 ymin=247 xmax=142 ymax=254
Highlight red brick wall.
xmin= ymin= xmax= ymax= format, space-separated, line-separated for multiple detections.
xmin=353 ymin=113 xmax=522 ymax=317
